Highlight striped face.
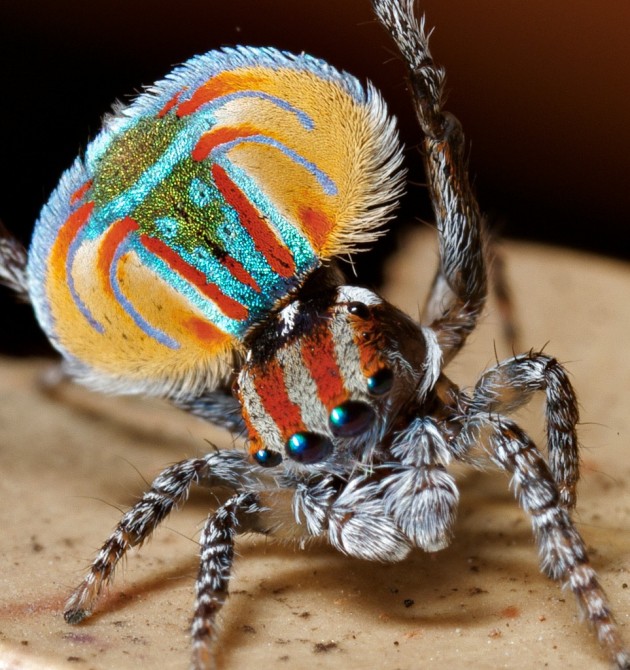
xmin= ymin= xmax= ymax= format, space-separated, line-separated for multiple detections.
xmin=236 ymin=286 xmax=427 ymax=468
xmin=26 ymin=47 xmax=403 ymax=397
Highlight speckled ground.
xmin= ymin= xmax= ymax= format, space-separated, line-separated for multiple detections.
xmin=1 ymin=230 xmax=629 ymax=669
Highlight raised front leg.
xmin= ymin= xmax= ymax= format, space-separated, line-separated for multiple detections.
xmin=373 ymin=0 xmax=487 ymax=363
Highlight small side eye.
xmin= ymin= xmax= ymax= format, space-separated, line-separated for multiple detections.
xmin=253 ymin=448 xmax=282 ymax=467
xmin=367 ymin=367 xmax=394 ymax=396
xmin=347 ymin=302 xmax=370 ymax=319
xmin=286 ymin=432 xmax=334 ymax=464
xmin=329 ymin=400 xmax=375 ymax=437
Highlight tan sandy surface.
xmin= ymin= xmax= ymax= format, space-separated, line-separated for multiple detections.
xmin=0 ymin=229 xmax=629 ymax=669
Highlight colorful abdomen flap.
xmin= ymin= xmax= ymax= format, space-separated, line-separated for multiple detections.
xmin=27 ymin=47 xmax=403 ymax=396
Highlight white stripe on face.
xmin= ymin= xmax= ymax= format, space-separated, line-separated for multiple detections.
xmin=329 ymin=309 xmax=369 ymax=398
xmin=238 ymin=366 xmax=285 ymax=452
xmin=276 ymin=344 xmax=331 ymax=435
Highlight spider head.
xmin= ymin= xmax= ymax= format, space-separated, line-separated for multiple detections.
xmin=235 ymin=281 xmax=441 ymax=471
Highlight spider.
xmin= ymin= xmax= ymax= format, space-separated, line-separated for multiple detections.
xmin=0 ymin=0 xmax=627 ymax=668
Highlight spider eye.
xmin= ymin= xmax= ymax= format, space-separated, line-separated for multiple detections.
xmin=367 ymin=367 xmax=394 ymax=396
xmin=329 ymin=400 xmax=375 ymax=437
xmin=286 ymin=432 xmax=333 ymax=464
xmin=253 ymin=448 xmax=282 ymax=467
xmin=347 ymin=302 xmax=370 ymax=319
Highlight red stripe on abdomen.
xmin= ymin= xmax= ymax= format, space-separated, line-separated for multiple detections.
xmin=158 ymin=89 xmax=187 ymax=118
xmin=219 ymin=254 xmax=260 ymax=291
xmin=212 ymin=164 xmax=295 ymax=278
xmin=139 ymin=233 xmax=248 ymax=321
xmin=97 ymin=217 xmax=139 ymax=296
xmin=192 ymin=125 xmax=258 ymax=162
xmin=70 ymin=180 xmax=93 ymax=205
xmin=53 ymin=201 xmax=95 ymax=268
xmin=298 ymin=205 xmax=334 ymax=253
xmin=176 ymin=72 xmax=265 ymax=118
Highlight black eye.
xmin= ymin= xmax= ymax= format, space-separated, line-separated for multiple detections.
xmin=253 ymin=448 xmax=282 ymax=467
xmin=286 ymin=432 xmax=333 ymax=464
xmin=367 ymin=367 xmax=394 ymax=396
xmin=347 ymin=302 xmax=370 ymax=319
xmin=329 ymin=400 xmax=375 ymax=437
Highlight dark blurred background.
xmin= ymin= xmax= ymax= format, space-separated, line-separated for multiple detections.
xmin=1 ymin=0 xmax=629 ymax=355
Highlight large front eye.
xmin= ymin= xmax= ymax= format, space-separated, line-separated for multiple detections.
xmin=347 ymin=302 xmax=370 ymax=319
xmin=329 ymin=400 xmax=375 ymax=437
xmin=286 ymin=432 xmax=334 ymax=464
xmin=367 ymin=367 xmax=394 ymax=396
xmin=253 ymin=448 xmax=282 ymax=467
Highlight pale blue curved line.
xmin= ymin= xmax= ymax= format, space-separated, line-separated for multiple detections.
xmin=196 ymin=90 xmax=315 ymax=130
xmin=211 ymin=135 xmax=338 ymax=196
xmin=93 ymin=94 xmax=331 ymax=227
xmin=66 ymin=228 xmax=105 ymax=334
xmin=110 ymin=235 xmax=180 ymax=350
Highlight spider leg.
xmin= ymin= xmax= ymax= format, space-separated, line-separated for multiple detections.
xmin=172 ymin=386 xmax=245 ymax=434
xmin=487 ymin=240 xmax=521 ymax=351
xmin=191 ymin=492 xmax=262 ymax=670
xmin=373 ymin=0 xmax=487 ymax=364
xmin=469 ymin=352 xmax=579 ymax=508
xmin=382 ymin=416 xmax=459 ymax=551
xmin=64 ymin=450 xmax=257 ymax=624
xmin=459 ymin=417 xmax=630 ymax=668
xmin=0 ymin=220 xmax=29 ymax=302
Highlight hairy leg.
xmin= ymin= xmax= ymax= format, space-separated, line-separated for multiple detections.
xmin=468 ymin=352 xmax=580 ymax=507
xmin=64 ymin=451 xmax=256 ymax=624
xmin=382 ymin=415 xmax=459 ymax=551
xmin=191 ymin=492 xmax=262 ymax=670
xmin=172 ymin=386 xmax=245 ymax=434
xmin=373 ymin=0 xmax=487 ymax=363
xmin=459 ymin=417 xmax=629 ymax=668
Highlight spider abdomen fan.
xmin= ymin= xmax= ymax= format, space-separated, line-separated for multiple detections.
xmin=27 ymin=48 xmax=403 ymax=397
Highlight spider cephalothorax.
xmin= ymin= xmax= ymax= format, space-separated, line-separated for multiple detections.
xmin=237 ymin=273 xmax=438 ymax=472
xmin=0 ymin=0 xmax=627 ymax=668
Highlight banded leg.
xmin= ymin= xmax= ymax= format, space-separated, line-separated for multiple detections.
xmin=191 ymin=492 xmax=262 ymax=670
xmin=64 ymin=451 xmax=255 ymax=624
xmin=0 ymin=220 xmax=29 ymax=300
xmin=373 ymin=0 xmax=487 ymax=364
xmin=462 ymin=417 xmax=629 ymax=669
xmin=469 ymin=352 xmax=580 ymax=508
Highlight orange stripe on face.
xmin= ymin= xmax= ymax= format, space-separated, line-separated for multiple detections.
xmin=212 ymin=164 xmax=296 ymax=278
xmin=192 ymin=125 xmax=258 ymax=162
xmin=252 ymin=358 xmax=303 ymax=440
xmin=176 ymin=71 xmax=266 ymax=118
xmin=139 ymin=233 xmax=248 ymax=321
xmin=97 ymin=217 xmax=139 ymax=297
xmin=350 ymin=316 xmax=384 ymax=377
xmin=301 ymin=325 xmax=347 ymax=410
